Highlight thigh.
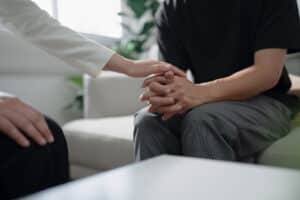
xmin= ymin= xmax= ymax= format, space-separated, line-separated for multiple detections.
xmin=0 ymin=117 xmax=68 ymax=166
xmin=134 ymin=108 xmax=184 ymax=159
xmin=135 ymin=108 xmax=184 ymax=138
xmin=0 ymin=116 xmax=69 ymax=199
xmin=181 ymin=95 xmax=292 ymax=160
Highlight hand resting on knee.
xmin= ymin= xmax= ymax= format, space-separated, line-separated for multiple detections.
xmin=0 ymin=97 xmax=54 ymax=147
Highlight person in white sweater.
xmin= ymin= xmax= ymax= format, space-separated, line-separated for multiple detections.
xmin=0 ymin=0 xmax=184 ymax=198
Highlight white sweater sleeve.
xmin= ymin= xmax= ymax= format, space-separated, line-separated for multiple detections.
xmin=0 ymin=0 xmax=115 ymax=77
xmin=0 ymin=92 xmax=15 ymax=98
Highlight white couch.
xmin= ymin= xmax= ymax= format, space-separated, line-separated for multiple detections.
xmin=63 ymin=72 xmax=144 ymax=178
xmin=64 ymin=63 xmax=300 ymax=179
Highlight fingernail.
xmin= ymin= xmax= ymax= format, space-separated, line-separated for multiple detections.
xmin=22 ymin=140 xmax=30 ymax=147
xmin=49 ymin=135 xmax=55 ymax=143
xmin=139 ymin=95 xmax=145 ymax=101
xmin=40 ymin=139 xmax=47 ymax=146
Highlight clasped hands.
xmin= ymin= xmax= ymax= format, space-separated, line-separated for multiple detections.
xmin=140 ymin=65 xmax=208 ymax=120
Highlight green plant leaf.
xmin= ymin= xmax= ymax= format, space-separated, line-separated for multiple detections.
xmin=126 ymin=0 xmax=148 ymax=18
xmin=68 ymin=76 xmax=83 ymax=89
xmin=65 ymin=76 xmax=84 ymax=113
xmin=116 ymin=0 xmax=159 ymax=59
xmin=139 ymin=21 xmax=155 ymax=35
xmin=113 ymin=40 xmax=136 ymax=59
xmin=121 ymin=22 xmax=137 ymax=35
xmin=148 ymin=1 xmax=160 ymax=15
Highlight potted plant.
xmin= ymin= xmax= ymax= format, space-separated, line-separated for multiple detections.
xmin=66 ymin=0 xmax=160 ymax=115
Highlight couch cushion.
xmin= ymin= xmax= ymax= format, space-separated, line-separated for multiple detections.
xmin=289 ymin=74 xmax=300 ymax=97
xmin=63 ymin=116 xmax=134 ymax=171
xmin=64 ymin=114 xmax=300 ymax=172
xmin=259 ymin=125 xmax=300 ymax=169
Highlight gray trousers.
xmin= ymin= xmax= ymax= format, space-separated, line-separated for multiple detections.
xmin=134 ymin=95 xmax=292 ymax=162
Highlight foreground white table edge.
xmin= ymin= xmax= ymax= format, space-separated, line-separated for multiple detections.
xmin=21 ymin=155 xmax=300 ymax=200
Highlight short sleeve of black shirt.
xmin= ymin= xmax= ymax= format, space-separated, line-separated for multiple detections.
xmin=255 ymin=0 xmax=300 ymax=52
xmin=156 ymin=0 xmax=300 ymax=110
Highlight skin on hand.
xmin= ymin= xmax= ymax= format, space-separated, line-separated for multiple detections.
xmin=103 ymin=53 xmax=186 ymax=78
xmin=0 ymin=97 xmax=54 ymax=147
xmin=140 ymin=48 xmax=287 ymax=120
xmin=140 ymin=75 xmax=208 ymax=120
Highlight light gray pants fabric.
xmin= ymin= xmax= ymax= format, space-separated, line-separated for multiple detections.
xmin=134 ymin=95 xmax=292 ymax=162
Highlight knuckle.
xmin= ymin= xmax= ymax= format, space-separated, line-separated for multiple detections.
xmin=169 ymin=98 xmax=175 ymax=103
xmin=178 ymin=91 xmax=184 ymax=96
xmin=144 ymin=80 xmax=150 ymax=86
xmin=149 ymin=98 xmax=154 ymax=103
xmin=24 ymin=123 xmax=34 ymax=132
xmin=10 ymin=97 xmax=20 ymax=102
xmin=32 ymin=113 xmax=43 ymax=123
xmin=181 ymin=98 xmax=187 ymax=104
xmin=149 ymin=82 xmax=155 ymax=89
xmin=165 ymin=98 xmax=172 ymax=103
xmin=1 ymin=110 xmax=11 ymax=116
xmin=7 ymin=126 xmax=17 ymax=135
xmin=14 ymin=133 xmax=24 ymax=141
xmin=5 ymin=97 xmax=19 ymax=105
xmin=175 ymin=83 xmax=182 ymax=88
xmin=178 ymin=96 xmax=185 ymax=102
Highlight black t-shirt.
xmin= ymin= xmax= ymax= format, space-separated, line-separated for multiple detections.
xmin=156 ymin=0 xmax=300 ymax=108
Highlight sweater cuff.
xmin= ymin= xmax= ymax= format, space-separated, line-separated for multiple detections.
xmin=0 ymin=92 xmax=15 ymax=98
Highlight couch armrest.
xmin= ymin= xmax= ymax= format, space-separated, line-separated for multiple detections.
xmin=84 ymin=72 xmax=146 ymax=118
xmin=289 ymin=74 xmax=300 ymax=97
xmin=258 ymin=127 xmax=300 ymax=169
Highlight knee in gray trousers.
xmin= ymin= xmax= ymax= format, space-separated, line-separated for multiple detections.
xmin=180 ymin=105 xmax=237 ymax=160
xmin=134 ymin=105 xmax=236 ymax=161
xmin=134 ymin=96 xmax=291 ymax=162
xmin=134 ymin=109 xmax=181 ymax=161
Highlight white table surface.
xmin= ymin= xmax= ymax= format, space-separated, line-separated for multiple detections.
xmin=22 ymin=155 xmax=300 ymax=200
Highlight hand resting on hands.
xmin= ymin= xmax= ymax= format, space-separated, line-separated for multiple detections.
xmin=140 ymin=69 xmax=208 ymax=120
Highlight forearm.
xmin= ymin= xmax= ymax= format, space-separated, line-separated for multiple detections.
xmin=196 ymin=64 xmax=282 ymax=103
xmin=0 ymin=0 xmax=114 ymax=77
xmin=103 ymin=54 xmax=132 ymax=75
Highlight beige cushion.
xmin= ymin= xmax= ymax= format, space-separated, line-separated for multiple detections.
xmin=64 ymin=74 xmax=300 ymax=176
xmin=258 ymin=74 xmax=300 ymax=169
xmin=289 ymin=74 xmax=300 ymax=97
xmin=63 ymin=116 xmax=134 ymax=171
xmin=259 ymin=127 xmax=300 ymax=169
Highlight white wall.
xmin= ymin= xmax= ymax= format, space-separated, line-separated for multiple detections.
xmin=0 ymin=30 xmax=82 ymax=125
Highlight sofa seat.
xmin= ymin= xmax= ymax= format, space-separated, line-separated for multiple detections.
xmin=64 ymin=116 xmax=135 ymax=178
xmin=64 ymin=114 xmax=300 ymax=179
xmin=63 ymin=72 xmax=300 ymax=179
xmin=258 ymin=126 xmax=300 ymax=169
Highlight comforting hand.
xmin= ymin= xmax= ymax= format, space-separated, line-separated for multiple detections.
xmin=0 ymin=97 xmax=54 ymax=147
xmin=103 ymin=54 xmax=186 ymax=78
xmin=127 ymin=60 xmax=186 ymax=78
xmin=141 ymin=74 xmax=209 ymax=120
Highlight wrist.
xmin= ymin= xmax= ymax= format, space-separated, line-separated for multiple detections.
xmin=104 ymin=54 xmax=134 ymax=75
xmin=192 ymin=81 xmax=220 ymax=105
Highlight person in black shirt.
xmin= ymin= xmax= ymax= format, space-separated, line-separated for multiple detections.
xmin=134 ymin=0 xmax=300 ymax=162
